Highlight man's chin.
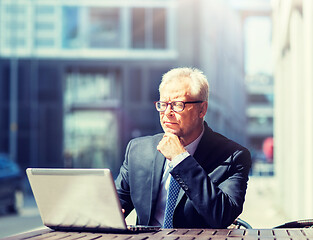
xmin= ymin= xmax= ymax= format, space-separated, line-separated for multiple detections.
xmin=163 ymin=127 xmax=180 ymax=135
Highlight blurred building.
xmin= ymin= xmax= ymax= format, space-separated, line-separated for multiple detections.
xmin=272 ymin=0 xmax=313 ymax=219
xmin=196 ymin=0 xmax=248 ymax=144
xmin=229 ymin=0 xmax=274 ymax=175
xmin=0 ymin=0 xmax=247 ymax=177
xmin=246 ymin=74 xmax=274 ymax=168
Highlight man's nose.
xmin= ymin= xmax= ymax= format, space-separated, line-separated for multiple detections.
xmin=164 ymin=103 xmax=173 ymax=115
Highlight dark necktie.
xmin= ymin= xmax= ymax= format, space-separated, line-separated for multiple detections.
xmin=162 ymin=175 xmax=180 ymax=228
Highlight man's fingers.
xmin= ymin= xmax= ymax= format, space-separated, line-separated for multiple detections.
xmin=157 ymin=132 xmax=186 ymax=160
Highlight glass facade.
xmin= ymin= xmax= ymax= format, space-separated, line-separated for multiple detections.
xmin=64 ymin=70 xmax=120 ymax=171
xmin=2 ymin=4 xmax=27 ymax=48
xmin=248 ymin=93 xmax=273 ymax=105
xmin=132 ymin=8 xmax=146 ymax=48
xmin=131 ymin=8 xmax=167 ymax=49
xmin=152 ymin=8 xmax=166 ymax=49
xmin=64 ymin=111 xmax=119 ymax=169
xmin=64 ymin=72 xmax=116 ymax=104
xmin=88 ymin=8 xmax=121 ymax=48
xmin=0 ymin=0 xmax=175 ymax=172
xmin=62 ymin=7 xmax=79 ymax=49
xmin=34 ymin=5 xmax=56 ymax=48
xmin=0 ymin=1 xmax=172 ymax=55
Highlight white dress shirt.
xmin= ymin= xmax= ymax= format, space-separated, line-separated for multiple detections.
xmin=150 ymin=128 xmax=204 ymax=226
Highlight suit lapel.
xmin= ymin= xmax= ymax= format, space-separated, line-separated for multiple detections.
xmin=152 ymin=151 xmax=166 ymax=202
xmin=148 ymin=147 xmax=166 ymax=223
xmin=193 ymin=122 xmax=215 ymax=170
xmin=175 ymin=122 xmax=213 ymax=207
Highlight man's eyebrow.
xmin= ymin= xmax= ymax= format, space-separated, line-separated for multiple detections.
xmin=160 ymin=98 xmax=185 ymax=101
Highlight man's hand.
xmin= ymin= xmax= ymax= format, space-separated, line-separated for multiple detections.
xmin=157 ymin=133 xmax=186 ymax=160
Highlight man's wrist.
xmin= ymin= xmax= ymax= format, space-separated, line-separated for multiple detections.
xmin=168 ymin=151 xmax=190 ymax=169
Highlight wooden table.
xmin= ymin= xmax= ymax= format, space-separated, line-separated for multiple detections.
xmin=2 ymin=227 xmax=313 ymax=240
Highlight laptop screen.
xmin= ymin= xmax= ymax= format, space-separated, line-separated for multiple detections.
xmin=26 ymin=168 xmax=127 ymax=231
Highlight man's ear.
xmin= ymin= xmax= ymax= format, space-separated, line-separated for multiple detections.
xmin=199 ymin=101 xmax=208 ymax=118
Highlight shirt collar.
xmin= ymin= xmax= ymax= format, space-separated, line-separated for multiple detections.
xmin=184 ymin=125 xmax=204 ymax=156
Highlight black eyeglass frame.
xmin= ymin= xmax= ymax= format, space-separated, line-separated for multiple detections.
xmin=154 ymin=100 xmax=204 ymax=113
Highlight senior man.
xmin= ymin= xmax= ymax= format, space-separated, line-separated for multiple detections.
xmin=115 ymin=67 xmax=251 ymax=229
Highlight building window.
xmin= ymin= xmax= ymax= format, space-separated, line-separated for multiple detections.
xmin=248 ymin=93 xmax=273 ymax=104
xmin=64 ymin=111 xmax=120 ymax=171
xmin=152 ymin=8 xmax=166 ymax=49
xmin=62 ymin=7 xmax=79 ymax=49
xmin=0 ymin=3 xmax=173 ymax=55
xmin=35 ymin=38 xmax=54 ymax=47
xmin=88 ymin=8 xmax=122 ymax=48
xmin=63 ymin=69 xmax=121 ymax=174
xmin=34 ymin=5 xmax=56 ymax=49
xmin=62 ymin=7 xmax=122 ymax=49
xmin=35 ymin=22 xmax=54 ymax=31
xmin=248 ymin=116 xmax=273 ymax=126
xmin=131 ymin=8 xmax=146 ymax=49
xmin=131 ymin=8 xmax=167 ymax=49
xmin=64 ymin=71 xmax=116 ymax=105
xmin=2 ymin=2 xmax=28 ymax=49
xmin=5 ymin=21 xmax=25 ymax=31
xmin=5 ymin=38 xmax=25 ymax=48
xmin=5 ymin=4 xmax=25 ymax=14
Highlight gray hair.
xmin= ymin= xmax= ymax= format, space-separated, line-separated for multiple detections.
xmin=159 ymin=67 xmax=209 ymax=101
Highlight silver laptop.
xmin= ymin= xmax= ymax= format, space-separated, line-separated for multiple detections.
xmin=26 ymin=168 xmax=159 ymax=233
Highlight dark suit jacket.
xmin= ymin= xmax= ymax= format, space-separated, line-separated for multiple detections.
xmin=115 ymin=122 xmax=251 ymax=228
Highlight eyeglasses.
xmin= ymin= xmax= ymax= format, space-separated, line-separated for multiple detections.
xmin=155 ymin=101 xmax=204 ymax=113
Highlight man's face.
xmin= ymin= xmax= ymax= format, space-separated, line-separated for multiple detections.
xmin=159 ymin=78 xmax=207 ymax=145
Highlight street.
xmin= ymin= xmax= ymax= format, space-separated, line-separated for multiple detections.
xmin=0 ymin=195 xmax=43 ymax=239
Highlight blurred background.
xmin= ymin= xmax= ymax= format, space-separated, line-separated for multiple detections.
xmin=0 ymin=0 xmax=312 ymax=237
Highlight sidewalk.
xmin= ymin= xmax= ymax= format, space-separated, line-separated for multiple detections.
xmin=238 ymin=176 xmax=290 ymax=228
xmin=0 ymin=195 xmax=42 ymax=238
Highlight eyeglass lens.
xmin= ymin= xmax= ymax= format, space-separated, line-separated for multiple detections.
xmin=155 ymin=101 xmax=184 ymax=112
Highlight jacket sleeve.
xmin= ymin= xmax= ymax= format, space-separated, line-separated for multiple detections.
xmin=171 ymin=149 xmax=251 ymax=228
xmin=114 ymin=140 xmax=134 ymax=217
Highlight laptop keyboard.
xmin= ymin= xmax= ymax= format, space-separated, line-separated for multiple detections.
xmin=127 ymin=225 xmax=160 ymax=232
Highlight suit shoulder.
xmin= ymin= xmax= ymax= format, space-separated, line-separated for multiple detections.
xmin=128 ymin=133 xmax=163 ymax=147
xmin=210 ymin=130 xmax=248 ymax=152
xmin=201 ymin=128 xmax=251 ymax=165
xmin=200 ymin=130 xmax=251 ymax=169
xmin=124 ymin=133 xmax=164 ymax=164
